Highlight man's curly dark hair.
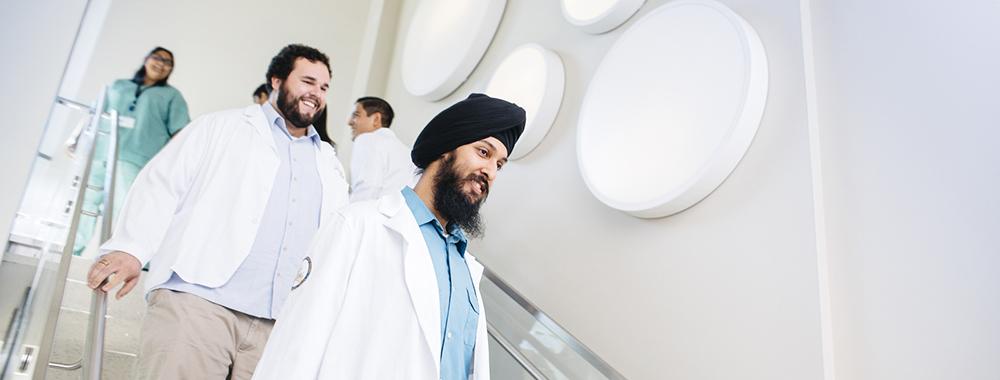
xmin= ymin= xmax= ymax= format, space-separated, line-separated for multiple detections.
xmin=265 ymin=44 xmax=331 ymax=91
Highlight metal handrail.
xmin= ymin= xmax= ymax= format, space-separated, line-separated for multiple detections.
xmin=31 ymin=87 xmax=112 ymax=379
xmin=482 ymin=267 xmax=629 ymax=380
xmin=48 ymin=359 xmax=82 ymax=370
xmin=83 ymin=107 xmax=118 ymax=379
xmin=56 ymin=96 xmax=121 ymax=124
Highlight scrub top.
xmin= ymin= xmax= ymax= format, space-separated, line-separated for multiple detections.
xmin=93 ymin=78 xmax=190 ymax=167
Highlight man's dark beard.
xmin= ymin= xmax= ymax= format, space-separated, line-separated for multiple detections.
xmin=277 ymin=84 xmax=322 ymax=129
xmin=433 ymin=155 xmax=487 ymax=239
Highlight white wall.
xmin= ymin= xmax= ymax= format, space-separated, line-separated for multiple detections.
xmin=375 ymin=0 xmax=827 ymax=379
xmin=0 ymin=0 xmax=89 ymax=252
xmin=73 ymin=0 xmax=370 ymax=149
xmin=810 ymin=1 xmax=1000 ymax=379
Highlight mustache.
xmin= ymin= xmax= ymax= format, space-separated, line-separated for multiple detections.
xmin=464 ymin=173 xmax=489 ymax=197
xmin=298 ymin=94 xmax=321 ymax=106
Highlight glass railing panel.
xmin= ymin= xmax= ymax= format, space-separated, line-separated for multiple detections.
xmin=488 ymin=334 xmax=539 ymax=380
xmin=481 ymin=269 xmax=627 ymax=380
xmin=1 ymin=98 xmax=98 ymax=379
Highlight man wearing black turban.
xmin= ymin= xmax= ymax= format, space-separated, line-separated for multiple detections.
xmin=255 ymin=93 xmax=525 ymax=380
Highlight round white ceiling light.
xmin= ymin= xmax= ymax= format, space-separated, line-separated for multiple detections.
xmin=401 ymin=0 xmax=507 ymax=101
xmin=483 ymin=43 xmax=564 ymax=160
xmin=560 ymin=0 xmax=645 ymax=34
xmin=576 ymin=0 xmax=769 ymax=218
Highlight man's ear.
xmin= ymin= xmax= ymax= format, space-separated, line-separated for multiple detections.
xmin=372 ymin=112 xmax=383 ymax=128
xmin=269 ymin=77 xmax=282 ymax=96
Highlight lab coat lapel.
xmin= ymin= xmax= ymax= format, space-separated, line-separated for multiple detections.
xmin=244 ymin=104 xmax=278 ymax=154
xmin=464 ymin=254 xmax=488 ymax=378
xmin=314 ymin=146 xmax=343 ymax=227
xmin=379 ymin=193 xmax=442 ymax=375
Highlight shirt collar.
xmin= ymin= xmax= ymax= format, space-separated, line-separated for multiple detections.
xmin=401 ymin=187 xmax=469 ymax=251
xmin=260 ymin=101 xmax=320 ymax=143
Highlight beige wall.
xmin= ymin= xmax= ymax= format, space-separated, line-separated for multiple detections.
xmin=371 ymin=0 xmax=827 ymax=379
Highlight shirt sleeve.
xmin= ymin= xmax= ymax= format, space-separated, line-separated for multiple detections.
xmin=166 ymin=91 xmax=191 ymax=136
xmin=349 ymin=134 xmax=386 ymax=203
xmin=99 ymin=115 xmax=211 ymax=265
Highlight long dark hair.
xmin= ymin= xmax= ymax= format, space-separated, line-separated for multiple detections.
xmin=131 ymin=46 xmax=174 ymax=86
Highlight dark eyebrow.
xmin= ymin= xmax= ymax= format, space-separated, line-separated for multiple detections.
xmin=481 ymin=139 xmax=507 ymax=163
xmin=482 ymin=139 xmax=498 ymax=154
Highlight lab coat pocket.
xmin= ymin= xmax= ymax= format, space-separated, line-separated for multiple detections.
xmin=464 ymin=287 xmax=480 ymax=347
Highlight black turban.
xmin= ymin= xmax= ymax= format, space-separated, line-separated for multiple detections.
xmin=411 ymin=93 xmax=526 ymax=168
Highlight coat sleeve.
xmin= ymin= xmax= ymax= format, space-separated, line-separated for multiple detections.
xmin=349 ymin=133 xmax=386 ymax=203
xmin=98 ymin=116 xmax=212 ymax=265
xmin=252 ymin=212 xmax=364 ymax=379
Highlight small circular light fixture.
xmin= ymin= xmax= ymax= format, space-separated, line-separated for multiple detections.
xmin=560 ymin=0 xmax=645 ymax=34
xmin=576 ymin=0 xmax=769 ymax=218
xmin=483 ymin=44 xmax=564 ymax=160
xmin=401 ymin=0 xmax=507 ymax=101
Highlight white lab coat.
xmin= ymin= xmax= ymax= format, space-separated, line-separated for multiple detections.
xmin=349 ymin=128 xmax=417 ymax=203
xmin=252 ymin=192 xmax=490 ymax=380
xmin=101 ymin=105 xmax=350 ymax=292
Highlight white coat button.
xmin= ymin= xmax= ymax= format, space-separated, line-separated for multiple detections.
xmin=447 ymin=332 xmax=452 ymax=339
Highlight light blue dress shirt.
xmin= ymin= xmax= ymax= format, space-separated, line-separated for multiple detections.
xmin=155 ymin=102 xmax=323 ymax=319
xmin=401 ymin=187 xmax=479 ymax=380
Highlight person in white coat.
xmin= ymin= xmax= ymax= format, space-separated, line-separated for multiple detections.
xmin=85 ymin=44 xmax=349 ymax=380
xmin=253 ymin=94 xmax=525 ymax=380
xmin=347 ymin=96 xmax=417 ymax=202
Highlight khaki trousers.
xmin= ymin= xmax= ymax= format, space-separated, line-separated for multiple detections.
xmin=135 ymin=289 xmax=274 ymax=380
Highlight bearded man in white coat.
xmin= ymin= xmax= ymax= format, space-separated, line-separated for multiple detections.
xmin=85 ymin=44 xmax=349 ymax=379
xmin=253 ymin=93 xmax=525 ymax=380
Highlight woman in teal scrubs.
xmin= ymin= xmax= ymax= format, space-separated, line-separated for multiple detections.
xmin=73 ymin=47 xmax=190 ymax=255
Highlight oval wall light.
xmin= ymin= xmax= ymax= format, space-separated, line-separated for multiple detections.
xmin=576 ymin=0 xmax=769 ymax=218
xmin=401 ymin=0 xmax=507 ymax=101
xmin=483 ymin=43 xmax=565 ymax=160
xmin=560 ymin=0 xmax=645 ymax=34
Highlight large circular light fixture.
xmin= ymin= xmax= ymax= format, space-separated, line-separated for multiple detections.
xmin=401 ymin=0 xmax=507 ymax=101
xmin=560 ymin=0 xmax=645 ymax=34
xmin=483 ymin=43 xmax=564 ymax=160
xmin=576 ymin=0 xmax=769 ymax=218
